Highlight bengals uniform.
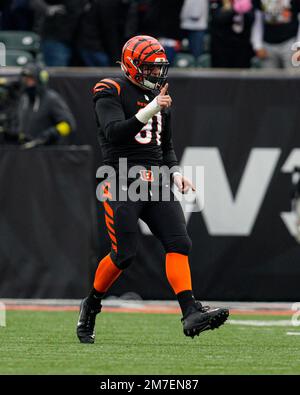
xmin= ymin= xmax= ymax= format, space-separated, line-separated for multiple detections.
xmin=77 ymin=35 xmax=229 ymax=344
xmin=93 ymin=74 xmax=191 ymax=269
xmin=93 ymin=75 xmax=179 ymax=171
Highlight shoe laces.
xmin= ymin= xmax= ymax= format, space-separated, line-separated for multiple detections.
xmin=182 ymin=302 xmax=210 ymax=321
xmin=83 ymin=303 xmax=101 ymax=329
xmin=195 ymin=302 xmax=210 ymax=313
xmin=85 ymin=313 xmax=96 ymax=330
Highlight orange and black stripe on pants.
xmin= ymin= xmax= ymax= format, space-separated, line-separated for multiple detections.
xmin=101 ymin=182 xmax=117 ymax=253
xmin=103 ymin=200 xmax=118 ymax=253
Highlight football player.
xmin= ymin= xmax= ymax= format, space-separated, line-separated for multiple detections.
xmin=77 ymin=35 xmax=229 ymax=343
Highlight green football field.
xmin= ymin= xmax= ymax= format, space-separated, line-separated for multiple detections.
xmin=0 ymin=310 xmax=299 ymax=375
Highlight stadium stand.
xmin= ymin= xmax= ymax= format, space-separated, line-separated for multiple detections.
xmin=5 ymin=49 xmax=33 ymax=66
xmin=0 ymin=30 xmax=40 ymax=57
xmin=197 ymin=53 xmax=211 ymax=68
xmin=173 ymin=52 xmax=196 ymax=68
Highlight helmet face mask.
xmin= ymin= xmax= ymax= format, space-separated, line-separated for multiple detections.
xmin=121 ymin=35 xmax=169 ymax=91
xmin=139 ymin=62 xmax=169 ymax=90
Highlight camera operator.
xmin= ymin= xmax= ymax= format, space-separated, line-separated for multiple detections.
xmin=0 ymin=77 xmax=22 ymax=144
xmin=17 ymin=62 xmax=76 ymax=148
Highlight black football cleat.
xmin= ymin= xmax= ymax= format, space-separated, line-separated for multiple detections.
xmin=76 ymin=297 xmax=102 ymax=344
xmin=182 ymin=302 xmax=229 ymax=338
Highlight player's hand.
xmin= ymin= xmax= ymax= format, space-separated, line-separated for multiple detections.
xmin=46 ymin=4 xmax=66 ymax=16
xmin=173 ymin=174 xmax=196 ymax=193
xmin=157 ymin=83 xmax=172 ymax=109
xmin=255 ymin=48 xmax=268 ymax=59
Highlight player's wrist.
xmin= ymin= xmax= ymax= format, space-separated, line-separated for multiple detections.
xmin=172 ymin=171 xmax=182 ymax=180
xmin=135 ymin=97 xmax=161 ymax=124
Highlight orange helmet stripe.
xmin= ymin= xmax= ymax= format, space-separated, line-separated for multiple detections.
xmin=137 ymin=44 xmax=161 ymax=61
xmin=143 ymin=48 xmax=164 ymax=62
xmin=130 ymin=37 xmax=148 ymax=57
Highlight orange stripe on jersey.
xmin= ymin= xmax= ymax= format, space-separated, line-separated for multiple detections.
xmin=93 ymin=82 xmax=111 ymax=94
xmin=94 ymin=82 xmax=111 ymax=90
xmin=101 ymin=79 xmax=121 ymax=95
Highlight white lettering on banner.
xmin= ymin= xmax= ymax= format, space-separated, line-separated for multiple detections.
xmin=184 ymin=147 xmax=281 ymax=235
xmin=140 ymin=147 xmax=300 ymax=238
xmin=280 ymin=148 xmax=300 ymax=236
xmin=140 ymin=147 xmax=281 ymax=236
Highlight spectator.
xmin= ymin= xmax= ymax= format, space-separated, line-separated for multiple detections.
xmin=180 ymin=0 xmax=209 ymax=60
xmin=76 ymin=0 xmax=111 ymax=67
xmin=251 ymin=0 xmax=300 ymax=68
xmin=17 ymin=62 xmax=76 ymax=147
xmin=142 ymin=0 xmax=184 ymax=65
xmin=0 ymin=0 xmax=34 ymax=31
xmin=210 ymin=0 xmax=255 ymax=68
xmin=95 ymin=0 xmax=131 ymax=66
xmin=30 ymin=0 xmax=83 ymax=66
xmin=123 ymin=0 xmax=141 ymax=39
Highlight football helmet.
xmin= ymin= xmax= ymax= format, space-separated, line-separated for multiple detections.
xmin=120 ymin=35 xmax=169 ymax=91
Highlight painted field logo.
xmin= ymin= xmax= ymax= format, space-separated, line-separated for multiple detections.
xmin=291 ymin=302 xmax=300 ymax=326
xmin=0 ymin=302 xmax=6 ymax=327
xmin=0 ymin=42 xmax=6 ymax=66
xmin=286 ymin=302 xmax=300 ymax=335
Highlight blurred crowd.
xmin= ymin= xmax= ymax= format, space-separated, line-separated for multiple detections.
xmin=1 ymin=0 xmax=300 ymax=69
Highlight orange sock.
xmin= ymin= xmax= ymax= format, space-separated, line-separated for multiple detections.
xmin=93 ymin=254 xmax=122 ymax=293
xmin=165 ymin=252 xmax=192 ymax=294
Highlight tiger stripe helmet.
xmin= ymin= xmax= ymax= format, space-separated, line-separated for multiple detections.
xmin=120 ymin=35 xmax=169 ymax=91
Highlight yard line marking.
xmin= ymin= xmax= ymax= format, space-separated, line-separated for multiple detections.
xmin=286 ymin=332 xmax=300 ymax=335
xmin=228 ymin=319 xmax=293 ymax=327
xmin=0 ymin=302 xmax=6 ymax=327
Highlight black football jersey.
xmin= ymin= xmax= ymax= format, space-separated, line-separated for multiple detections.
xmin=93 ymin=76 xmax=179 ymax=172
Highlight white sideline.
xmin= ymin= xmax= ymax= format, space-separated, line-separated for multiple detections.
xmin=286 ymin=332 xmax=300 ymax=335
xmin=228 ymin=319 xmax=294 ymax=327
xmin=0 ymin=298 xmax=296 ymax=310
